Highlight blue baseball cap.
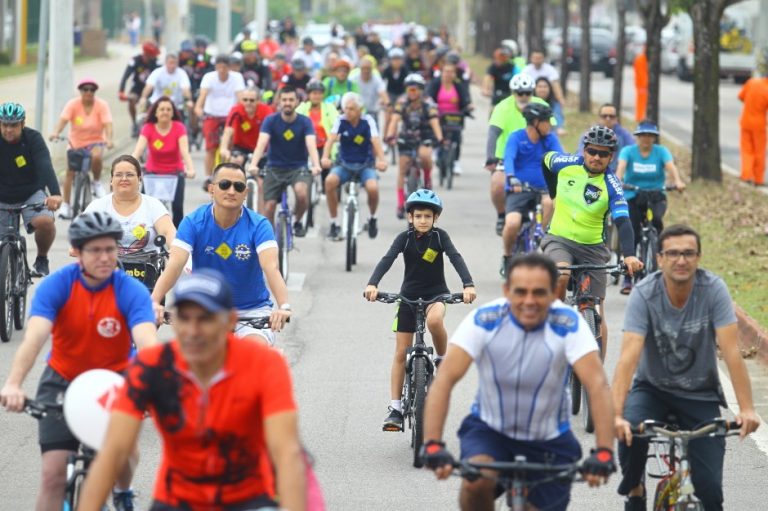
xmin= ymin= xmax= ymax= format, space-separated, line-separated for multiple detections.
xmin=172 ymin=269 xmax=233 ymax=312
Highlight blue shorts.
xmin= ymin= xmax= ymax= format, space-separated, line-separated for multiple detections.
xmin=330 ymin=165 xmax=377 ymax=185
xmin=457 ymin=414 xmax=581 ymax=511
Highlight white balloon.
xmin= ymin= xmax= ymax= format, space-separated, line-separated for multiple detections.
xmin=64 ymin=369 xmax=125 ymax=450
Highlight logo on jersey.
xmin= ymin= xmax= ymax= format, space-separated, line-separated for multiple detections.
xmin=353 ymin=134 xmax=365 ymax=145
xmin=283 ymin=129 xmax=295 ymax=141
xmin=132 ymin=225 xmax=148 ymax=240
xmin=241 ymin=121 xmax=252 ymax=132
xmin=97 ymin=383 xmax=122 ymax=411
xmin=583 ymin=184 xmax=602 ymax=205
xmin=215 ymin=242 xmax=233 ymax=259
xmin=422 ymin=248 xmax=438 ymax=263
xmin=234 ymin=243 xmax=252 ymax=261
xmin=97 ymin=317 xmax=122 ymax=338
xmin=153 ymin=139 xmax=164 ymax=150
xmin=204 ymin=246 xmax=215 ymax=255
xmin=15 ymin=155 xmax=27 ymax=168
xmin=548 ymin=308 xmax=579 ymax=336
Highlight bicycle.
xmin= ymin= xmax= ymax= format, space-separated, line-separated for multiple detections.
xmin=436 ymin=112 xmax=464 ymax=190
xmin=117 ymin=236 xmax=169 ymax=293
xmin=562 ymin=263 xmax=626 ymax=433
xmin=508 ymin=181 xmax=546 ymax=255
xmin=630 ymin=417 xmax=740 ymax=510
xmin=53 ymin=138 xmax=97 ymax=218
xmin=305 ymin=172 xmax=322 ymax=230
xmin=397 ymin=136 xmax=433 ymax=196
xmin=452 ymin=457 xmax=583 ymax=511
xmin=338 ymin=162 xmax=369 ymax=272
xmin=622 ymin=184 xmax=677 ymax=282
xmin=275 ymin=186 xmax=297 ymax=281
xmin=0 ymin=202 xmax=46 ymax=342
xmin=374 ymin=292 xmax=465 ymax=468
xmin=24 ymin=399 xmax=99 ymax=510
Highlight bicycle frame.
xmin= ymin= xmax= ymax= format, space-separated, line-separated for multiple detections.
xmin=279 ymin=190 xmax=294 ymax=252
xmin=341 ymin=176 xmax=361 ymax=239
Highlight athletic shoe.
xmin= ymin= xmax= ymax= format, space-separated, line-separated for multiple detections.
xmin=327 ymin=223 xmax=341 ymax=240
xmin=368 ymin=218 xmax=378 ymax=239
xmin=33 ymin=257 xmax=50 ymax=277
xmin=453 ymin=162 xmax=463 ymax=175
xmin=112 ymin=489 xmax=136 ymax=511
xmin=495 ymin=216 xmax=505 ymax=236
xmin=91 ymin=181 xmax=105 ymax=198
xmin=621 ymin=276 xmax=633 ymax=295
xmin=382 ymin=407 xmax=404 ymax=432
xmin=57 ymin=203 xmax=72 ymax=220
xmin=624 ymin=495 xmax=646 ymax=511
xmin=293 ymin=221 xmax=306 ymax=237
xmin=396 ymin=206 xmax=405 ymax=220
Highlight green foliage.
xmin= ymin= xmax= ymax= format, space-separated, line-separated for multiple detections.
xmin=268 ymin=0 xmax=301 ymax=21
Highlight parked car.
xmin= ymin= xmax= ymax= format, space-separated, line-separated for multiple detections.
xmin=548 ymin=27 xmax=617 ymax=77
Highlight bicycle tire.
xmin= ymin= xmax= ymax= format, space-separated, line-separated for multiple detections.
xmin=246 ymin=181 xmax=256 ymax=211
xmin=646 ymin=228 xmax=659 ymax=274
xmin=0 ymin=244 xmax=13 ymax=342
xmin=437 ymin=148 xmax=446 ymax=188
xmin=13 ymin=242 xmax=28 ymax=330
xmin=446 ymin=143 xmax=456 ymax=191
xmin=406 ymin=162 xmax=420 ymax=196
xmin=278 ymin=214 xmax=290 ymax=281
xmin=345 ymin=203 xmax=355 ymax=272
xmin=411 ymin=355 xmax=428 ymax=468
xmin=74 ymin=173 xmax=92 ymax=217
xmin=570 ymin=372 xmax=582 ymax=415
xmin=582 ymin=307 xmax=599 ymax=433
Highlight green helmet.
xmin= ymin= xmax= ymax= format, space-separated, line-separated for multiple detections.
xmin=0 ymin=102 xmax=25 ymax=123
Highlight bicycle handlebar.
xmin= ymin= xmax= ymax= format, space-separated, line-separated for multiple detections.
xmin=0 ymin=201 xmax=47 ymax=213
xmin=629 ymin=418 xmax=741 ymax=438
xmin=559 ymin=263 xmax=628 ymax=276
xmin=23 ymin=399 xmax=63 ymax=420
xmin=237 ymin=315 xmax=290 ymax=329
xmin=372 ymin=292 xmax=466 ymax=305
xmin=453 ymin=458 xmax=582 ymax=486
xmin=622 ymin=184 xmax=679 ymax=192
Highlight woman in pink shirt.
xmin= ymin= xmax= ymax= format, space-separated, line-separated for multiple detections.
xmin=426 ymin=62 xmax=473 ymax=175
xmin=131 ymin=96 xmax=195 ymax=226
xmin=50 ymin=77 xmax=114 ymax=218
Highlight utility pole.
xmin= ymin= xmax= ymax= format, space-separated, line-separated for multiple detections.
xmin=217 ymin=0 xmax=231 ymax=54
xmin=457 ymin=0 xmax=468 ymax=51
xmin=34 ymin=0 xmax=49 ymax=131
xmin=165 ymin=0 xmax=185 ymax=53
xmin=47 ymin=0 xmax=74 ymax=136
xmin=255 ymin=0 xmax=267 ymax=39
xmin=14 ymin=0 xmax=27 ymax=65
xmin=144 ymin=0 xmax=153 ymax=41
xmin=758 ymin=0 xmax=768 ymax=74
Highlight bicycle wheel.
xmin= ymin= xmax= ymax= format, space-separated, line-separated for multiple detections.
xmin=73 ymin=172 xmax=92 ymax=217
xmin=646 ymin=228 xmax=659 ymax=274
xmin=13 ymin=242 xmax=29 ymax=330
xmin=345 ymin=203 xmax=355 ymax=272
xmin=0 ymin=244 xmax=13 ymax=342
xmin=246 ymin=179 xmax=257 ymax=211
xmin=277 ymin=214 xmax=290 ymax=280
xmin=445 ymin=143 xmax=457 ymax=191
xmin=406 ymin=162 xmax=420 ymax=196
xmin=581 ymin=307 xmax=600 ymax=433
xmin=437 ymin=147 xmax=447 ymax=188
xmin=570 ymin=372 xmax=582 ymax=415
xmin=411 ymin=355 xmax=428 ymax=468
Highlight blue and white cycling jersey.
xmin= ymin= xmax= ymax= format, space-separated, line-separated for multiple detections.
xmin=450 ymin=298 xmax=599 ymax=441
xmin=174 ymin=204 xmax=277 ymax=310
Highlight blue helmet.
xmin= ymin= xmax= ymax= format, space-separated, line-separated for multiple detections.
xmin=634 ymin=121 xmax=660 ymax=136
xmin=0 ymin=102 xmax=25 ymax=123
xmin=406 ymin=189 xmax=443 ymax=214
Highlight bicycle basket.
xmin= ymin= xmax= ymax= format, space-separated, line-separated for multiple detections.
xmin=120 ymin=255 xmax=161 ymax=290
xmin=66 ymin=149 xmax=89 ymax=173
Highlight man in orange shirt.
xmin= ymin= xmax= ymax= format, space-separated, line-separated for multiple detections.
xmin=738 ymin=63 xmax=768 ymax=186
xmin=634 ymin=48 xmax=648 ymax=122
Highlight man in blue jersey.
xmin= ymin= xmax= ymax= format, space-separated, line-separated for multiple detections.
xmin=151 ymin=162 xmax=291 ymax=345
xmin=501 ymin=103 xmax=561 ymax=272
xmin=422 ymin=253 xmax=616 ymax=511
xmin=321 ymin=92 xmax=387 ymax=240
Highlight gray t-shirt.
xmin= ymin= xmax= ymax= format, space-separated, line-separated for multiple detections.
xmin=623 ymin=269 xmax=736 ymax=404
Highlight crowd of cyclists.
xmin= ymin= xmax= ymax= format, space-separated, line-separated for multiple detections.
xmin=0 ymin=16 xmax=762 ymax=511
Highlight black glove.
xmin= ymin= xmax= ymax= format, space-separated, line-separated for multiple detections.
xmin=581 ymin=447 xmax=616 ymax=477
xmin=485 ymin=157 xmax=499 ymax=167
xmin=420 ymin=440 xmax=455 ymax=470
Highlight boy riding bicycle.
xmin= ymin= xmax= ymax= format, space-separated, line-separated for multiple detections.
xmin=363 ymin=189 xmax=476 ymax=431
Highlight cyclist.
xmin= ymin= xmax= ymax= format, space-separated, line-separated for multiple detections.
xmin=151 ymin=163 xmax=291 ymax=346
xmin=280 ymin=58 xmax=312 ymax=95
xmin=118 ymin=41 xmax=161 ymax=138
xmin=385 ymin=73 xmax=444 ymax=219
xmin=576 ymin=103 xmax=634 ymax=173
xmin=259 ymin=31 xmax=281 ymax=60
xmin=482 ymin=47 xmax=517 ymax=111
xmin=486 ymin=73 xmax=551 ymax=236
xmin=249 ymin=85 xmax=322 ymax=237
xmin=220 ymin=87 xmax=273 ymax=167
xmin=179 ymin=37 xmax=213 ymax=146
xmin=322 ymin=59 xmax=360 ymax=101
xmin=404 ymin=39 xmax=427 ymax=76
xmin=422 ymin=253 xmax=617 ymax=511
xmin=522 ymin=49 xmax=566 ymax=110
xmin=79 ymin=270 xmax=305 ymax=511
xmin=500 ymin=103 xmax=561 ymax=272
xmin=541 ymin=125 xmax=643 ymax=357
xmin=612 ymin=224 xmax=761 ymax=511
xmin=194 ymin=54 xmax=246 ymax=178
xmin=296 ymin=80 xmax=339 ymax=191
xmin=139 ymin=53 xmax=193 ymax=115
xmin=0 ymin=211 xmax=158 ymax=510
xmin=353 ymin=55 xmax=389 ymax=129
xmin=427 ymin=60 xmax=473 ymax=176
xmin=321 ymin=92 xmax=387 ymax=240
xmin=0 ymin=102 xmax=62 ymax=276
xmin=293 ymin=36 xmax=323 ymax=76
xmin=50 ymin=78 xmax=114 ymax=218
xmin=616 ymin=120 xmax=686 ymax=294
xmin=364 ymin=190 xmax=476 ymax=431
xmin=382 ymin=47 xmax=407 ymax=135
xmin=241 ymin=40 xmax=273 ymax=91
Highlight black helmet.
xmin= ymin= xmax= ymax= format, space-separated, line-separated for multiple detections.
xmin=522 ymin=103 xmax=553 ymax=124
xmin=306 ymin=80 xmax=325 ymax=93
xmin=582 ymin=125 xmax=618 ymax=150
xmin=68 ymin=211 xmax=123 ymax=249
xmin=193 ymin=35 xmax=210 ymax=48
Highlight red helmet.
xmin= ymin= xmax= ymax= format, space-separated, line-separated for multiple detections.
xmin=142 ymin=41 xmax=160 ymax=57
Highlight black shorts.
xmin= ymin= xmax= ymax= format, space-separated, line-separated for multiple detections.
xmin=36 ymin=366 xmax=79 ymax=453
xmin=505 ymin=191 xmax=539 ymax=216
xmin=393 ymin=302 xmax=418 ymax=333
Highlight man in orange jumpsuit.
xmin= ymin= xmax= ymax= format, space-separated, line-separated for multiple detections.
xmin=634 ymin=47 xmax=648 ymax=122
xmin=738 ymin=63 xmax=768 ymax=186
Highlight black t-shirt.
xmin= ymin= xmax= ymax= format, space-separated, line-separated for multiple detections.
xmin=405 ymin=56 xmax=425 ymax=75
xmin=120 ymin=55 xmax=159 ymax=93
xmin=0 ymin=128 xmax=60 ymax=203
xmin=382 ymin=66 xmax=407 ymax=96
xmin=281 ymin=73 xmax=311 ymax=93
xmin=486 ymin=62 xmax=515 ymax=105
xmin=367 ymin=227 xmax=473 ymax=299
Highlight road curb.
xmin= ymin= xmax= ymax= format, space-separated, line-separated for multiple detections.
xmin=735 ymin=303 xmax=768 ymax=365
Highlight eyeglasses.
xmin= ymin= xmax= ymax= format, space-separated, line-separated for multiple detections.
xmin=660 ymin=250 xmax=699 ymax=260
xmin=80 ymin=87 xmax=96 ymax=93
xmin=600 ymin=113 xmax=617 ymax=119
xmin=515 ymin=91 xmax=533 ymax=97
xmin=113 ymin=173 xmax=138 ymax=180
xmin=585 ymin=147 xmax=612 ymax=158
xmin=215 ymin=179 xmax=247 ymax=193
xmin=242 ymin=98 xmax=257 ymax=103
xmin=0 ymin=122 xmax=22 ymax=128
xmin=82 ymin=246 xmax=118 ymax=256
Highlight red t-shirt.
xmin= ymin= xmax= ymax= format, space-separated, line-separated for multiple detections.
xmin=225 ymin=103 xmax=273 ymax=151
xmin=112 ymin=335 xmax=297 ymax=507
xmin=141 ymin=121 xmax=186 ymax=175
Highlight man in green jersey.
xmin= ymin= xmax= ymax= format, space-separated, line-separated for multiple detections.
xmin=541 ymin=125 xmax=643 ymax=356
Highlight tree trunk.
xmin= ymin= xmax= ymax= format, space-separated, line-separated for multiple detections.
xmin=612 ymin=0 xmax=627 ymax=119
xmin=475 ymin=0 xmax=492 ymax=56
xmin=526 ymin=0 xmax=546 ymax=55
xmin=560 ymin=0 xmax=570 ymax=97
xmin=509 ymin=0 xmax=519 ymax=42
xmin=638 ymin=0 xmax=670 ymax=125
xmin=578 ymin=0 xmax=591 ymax=112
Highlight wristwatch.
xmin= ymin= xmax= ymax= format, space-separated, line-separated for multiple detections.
xmin=279 ymin=303 xmax=292 ymax=311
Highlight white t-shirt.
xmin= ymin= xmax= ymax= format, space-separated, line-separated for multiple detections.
xmin=146 ymin=66 xmax=191 ymax=105
xmin=522 ymin=63 xmax=560 ymax=83
xmin=84 ymin=193 xmax=170 ymax=255
xmin=450 ymin=298 xmax=598 ymax=441
xmin=355 ymin=74 xmax=385 ymax=113
xmin=200 ymin=71 xmax=246 ymax=117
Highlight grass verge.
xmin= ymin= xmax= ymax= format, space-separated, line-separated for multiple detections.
xmin=0 ymin=48 xmax=95 ymax=80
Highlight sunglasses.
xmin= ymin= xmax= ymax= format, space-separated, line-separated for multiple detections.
xmin=242 ymin=98 xmax=257 ymax=103
xmin=600 ymin=113 xmax=617 ymax=119
xmin=585 ymin=147 xmax=612 ymax=158
xmin=515 ymin=91 xmax=533 ymax=97
xmin=215 ymin=179 xmax=247 ymax=193
xmin=80 ymin=87 xmax=97 ymax=92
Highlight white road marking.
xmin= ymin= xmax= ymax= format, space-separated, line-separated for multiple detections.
xmin=718 ymin=367 xmax=768 ymax=456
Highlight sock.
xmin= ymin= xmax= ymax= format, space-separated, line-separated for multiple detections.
xmin=391 ymin=400 xmax=402 ymax=412
xmin=397 ymin=188 xmax=405 ymax=207
xmin=434 ymin=355 xmax=444 ymax=363
xmin=423 ymin=166 xmax=432 ymax=182
xmin=369 ymin=214 xmax=376 ymax=221
xmin=330 ymin=216 xmax=338 ymax=225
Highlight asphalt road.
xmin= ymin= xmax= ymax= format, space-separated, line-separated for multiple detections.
xmin=1 ymin=71 xmax=767 ymax=510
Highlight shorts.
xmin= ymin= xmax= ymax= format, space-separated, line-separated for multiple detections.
xmin=391 ymin=301 xmax=445 ymax=334
xmin=263 ymin=167 xmax=311 ymax=202
xmin=541 ymin=234 xmax=611 ymax=299
xmin=331 ymin=164 xmax=378 ymax=185
xmin=0 ymin=190 xmax=53 ymax=235
xmin=504 ymin=190 xmax=539 ymax=216
xmin=149 ymin=494 xmax=278 ymax=511
xmin=202 ymin=116 xmax=227 ymax=151
xmin=234 ymin=306 xmax=276 ymax=346
xmin=457 ymin=414 xmax=581 ymax=511
xmin=36 ymin=366 xmax=79 ymax=453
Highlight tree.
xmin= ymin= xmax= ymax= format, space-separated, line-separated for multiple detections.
xmin=559 ymin=0 xmax=570 ymax=96
xmin=475 ymin=0 xmax=519 ymax=57
xmin=612 ymin=0 xmax=629 ymax=119
xmin=526 ymin=0 xmax=546 ymax=57
xmin=637 ymin=0 xmax=672 ymax=125
xmin=578 ymin=0 xmax=591 ymax=112
xmin=688 ymin=0 xmax=740 ymax=181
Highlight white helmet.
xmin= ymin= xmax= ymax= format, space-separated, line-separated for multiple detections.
xmin=404 ymin=73 xmax=426 ymax=89
xmin=501 ymin=39 xmax=519 ymax=57
xmin=509 ymin=73 xmax=535 ymax=93
xmin=388 ymin=47 xmax=405 ymax=59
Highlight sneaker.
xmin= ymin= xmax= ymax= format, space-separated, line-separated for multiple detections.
xmin=112 ymin=489 xmax=136 ymax=511
xmin=621 ymin=276 xmax=633 ymax=295
xmin=33 ymin=257 xmax=49 ymax=277
xmin=131 ymin=124 xmax=140 ymax=138
xmin=368 ymin=218 xmax=378 ymax=239
xmin=91 ymin=181 xmax=105 ymax=198
xmin=453 ymin=162 xmax=463 ymax=175
xmin=327 ymin=223 xmax=341 ymax=240
xmin=382 ymin=407 xmax=404 ymax=432
xmin=58 ymin=203 xmax=72 ymax=220
xmin=495 ymin=216 xmax=505 ymax=236
xmin=624 ymin=495 xmax=646 ymax=511
xmin=500 ymin=255 xmax=513 ymax=278
xmin=396 ymin=206 xmax=405 ymax=220
xmin=293 ymin=221 xmax=306 ymax=238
